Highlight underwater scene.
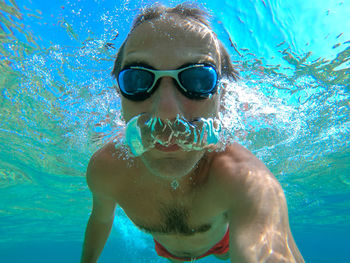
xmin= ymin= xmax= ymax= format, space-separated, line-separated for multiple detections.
xmin=0 ymin=0 xmax=349 ymax=262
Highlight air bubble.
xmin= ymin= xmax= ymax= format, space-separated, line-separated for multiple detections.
xmin=124 ymin=113 xmax=222 ymax=156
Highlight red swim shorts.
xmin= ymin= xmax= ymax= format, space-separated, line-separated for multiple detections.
xmin=153 ymin=229 xmax=229 ymax=261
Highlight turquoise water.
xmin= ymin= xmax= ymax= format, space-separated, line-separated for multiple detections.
xmin=1 ymin=0 xmax=349 ymax=262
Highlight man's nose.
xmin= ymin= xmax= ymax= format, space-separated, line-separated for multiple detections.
xmin=150 ymin=77 xmax=183 ymax=120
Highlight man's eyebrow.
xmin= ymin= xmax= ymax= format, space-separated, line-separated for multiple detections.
xmin=122 ymin=60 xmax=218 ymax=70
xmin=180 ymin=60 xmax=217 ymax=68
xmin=196 ymin=57 xmax=218 ymax=66
xmin=122 ymin=61 xmax=155 ymax=70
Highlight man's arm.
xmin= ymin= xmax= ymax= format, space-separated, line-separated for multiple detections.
xmin=81 ymin=193 xmax=116 ymax=263
xmin=228 ymin=167 xmax=304 ymax=263
xmin=81 ymin=149 xmax=118 ymax=263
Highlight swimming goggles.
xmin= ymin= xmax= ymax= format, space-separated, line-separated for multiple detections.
xmin=117 ymin=64 xmax=218 ymax=101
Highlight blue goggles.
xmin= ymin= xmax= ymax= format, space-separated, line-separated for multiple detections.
xmin=117 ymin=64 xmax=218 ymax=101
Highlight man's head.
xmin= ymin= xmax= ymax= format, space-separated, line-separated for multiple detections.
xmin=112 ymin=3 xmax=238 ymax=87
xmin=112 ymin=3 xmax=238 ymax=180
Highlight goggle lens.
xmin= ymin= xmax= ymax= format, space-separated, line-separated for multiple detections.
xmin=178 ymin=65 xmax=217 ymax=95
xmin=118 ymin=69 xmax=154 ymax=96
xmin=117 ymin=64 xmax=218 ymax=101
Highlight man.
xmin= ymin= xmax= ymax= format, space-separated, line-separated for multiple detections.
xmin=81 ymin=3 xmax=304 ymax=263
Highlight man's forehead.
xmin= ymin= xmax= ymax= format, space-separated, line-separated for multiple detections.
xmin=122 ymin=18 xmax=221 ymax=69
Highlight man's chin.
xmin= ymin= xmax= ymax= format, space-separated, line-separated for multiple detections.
xmin=140 ymin=150 xmax=205 ymax=180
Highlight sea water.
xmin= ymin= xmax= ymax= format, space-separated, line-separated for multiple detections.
xmin=0 ymin=0 xmax=349 ymax=262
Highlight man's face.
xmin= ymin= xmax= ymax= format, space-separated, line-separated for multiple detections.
xmin=120 ymin=17 xmax=221 ymax=180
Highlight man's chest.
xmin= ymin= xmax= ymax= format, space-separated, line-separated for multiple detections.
xmin=116 ymin=182 xmax=228 ymax=236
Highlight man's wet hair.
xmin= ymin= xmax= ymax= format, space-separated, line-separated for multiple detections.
xmin=112 ymin=3 xmax=239 ymax=81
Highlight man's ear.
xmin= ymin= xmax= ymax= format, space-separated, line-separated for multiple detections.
xmin=114 ymin=84 xmax=121 ymax=95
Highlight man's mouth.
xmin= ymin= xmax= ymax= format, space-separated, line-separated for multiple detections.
xmin=154 ymin=143 xmax=180 ymax=152
xmin=124 ymin=113 xmax=222 ymax=156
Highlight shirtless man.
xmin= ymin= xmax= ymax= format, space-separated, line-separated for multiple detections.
xmin=81 ymin=3 xmax=304 ymax=263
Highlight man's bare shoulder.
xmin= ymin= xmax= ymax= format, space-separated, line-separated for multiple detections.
xmin=87 ymin=142 xmax=125 ymax=173
xmin=86 ymin=142 xmax=130 ymax=196
xmin=211 ymin=143 xmax=268 ymax=177
xmin=211 ymin=143 xmax=281 ymax=202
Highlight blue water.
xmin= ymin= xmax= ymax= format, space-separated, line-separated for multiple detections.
xmin=1 ymin=0 xmax=349 ymax=262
